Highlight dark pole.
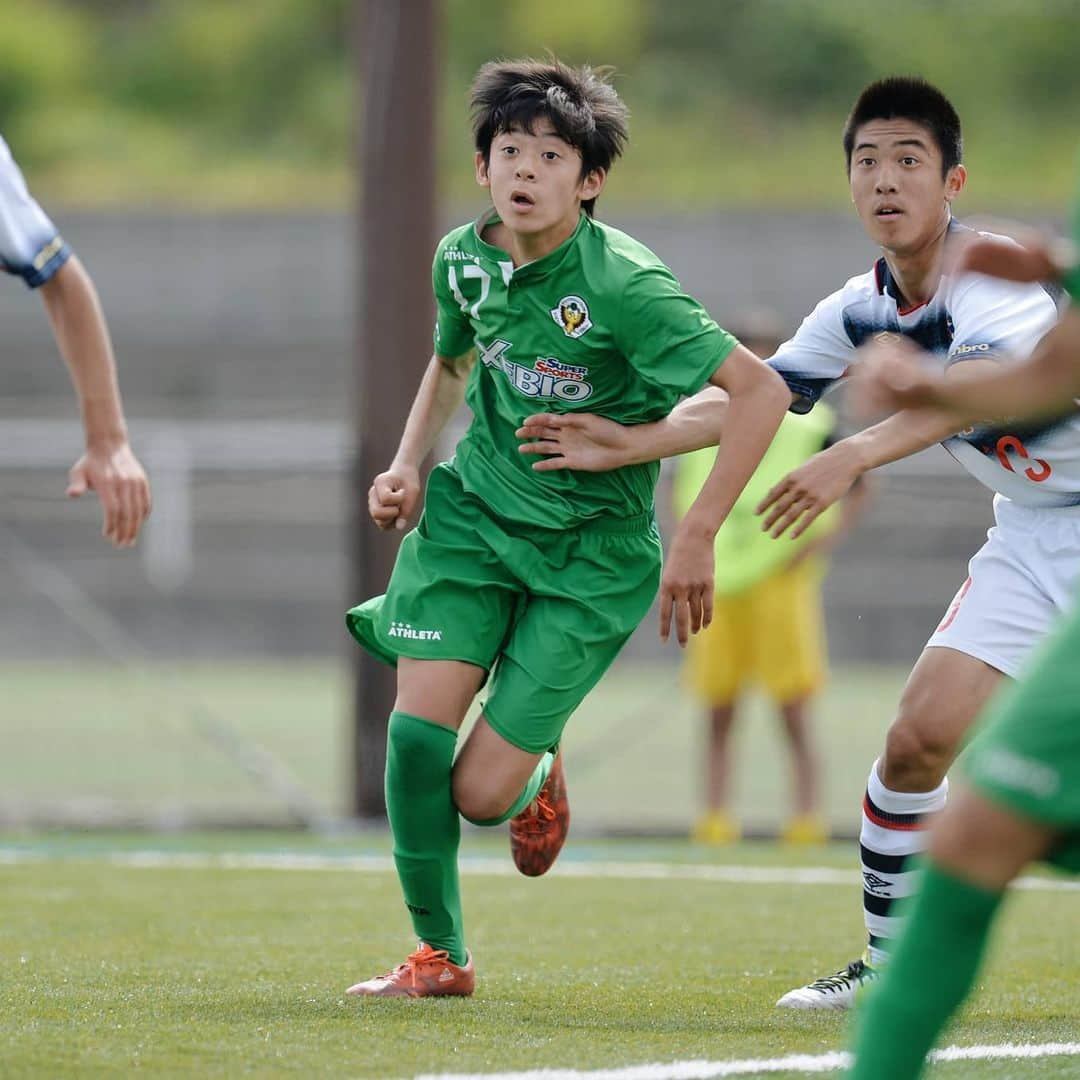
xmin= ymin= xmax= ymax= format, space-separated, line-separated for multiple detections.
xmin=351 ymin=0 xmax=439 ymax=819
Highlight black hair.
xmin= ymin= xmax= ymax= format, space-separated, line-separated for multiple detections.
xmin=470 ymin=58 xmax=629 ymax=216
xmin=843 ymin=77 xmax=962 ymax=176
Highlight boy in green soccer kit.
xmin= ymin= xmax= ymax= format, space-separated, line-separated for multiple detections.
xmin=344 ymin=59 xmax=789 ymax=997
xmin=846 ymin=175 xmax=1080 ymax=1078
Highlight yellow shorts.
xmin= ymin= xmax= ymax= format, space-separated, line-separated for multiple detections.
xmin=685 ymin=557 xmax=828 ymax=705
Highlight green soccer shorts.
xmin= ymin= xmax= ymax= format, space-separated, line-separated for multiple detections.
xmin=962 ymin=599 xmax=1080 ymax=873
xmin=346 ymin=461 xmax=662 ymax=754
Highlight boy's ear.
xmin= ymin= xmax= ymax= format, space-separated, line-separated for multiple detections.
xmin=580 ymin=166 xmax=606 ymax=202
xmin=475 ymin=151 xmax=490 ymax=188
xmin=945 ymin=163 xmax=967 ymax=203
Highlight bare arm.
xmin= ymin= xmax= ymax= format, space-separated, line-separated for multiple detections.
xmin=40 ymin=256 xmax=150 ymax=547
xmin=661 ymin=346 xmax=791 ymax=644
xmin=368 ymin=351 xmax=474 ymax=530
xmin=757 ymin=402 xmax=966 ymax=540
xmin=790 ymin=468 xmax=876 ymax=565
xmin=516 ymin=385 xmax=733 ymax=471
xmin=856 ymin=310 xmax=1080 ymax=426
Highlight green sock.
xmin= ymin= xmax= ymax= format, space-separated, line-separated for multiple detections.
xmin=848 ymin=863 xmax=1004 ymax=1079
xmin=462 ymin=751 xmax=554 ymax=827
xmin=384 ymin=711 xmax=466 ymax=966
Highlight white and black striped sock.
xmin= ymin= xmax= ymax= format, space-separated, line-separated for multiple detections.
xmin=860 ymin=759 xmax=948 ymax=966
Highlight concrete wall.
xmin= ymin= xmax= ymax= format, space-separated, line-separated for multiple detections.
xmin=0 ymin=211 xmax=996 ymax=663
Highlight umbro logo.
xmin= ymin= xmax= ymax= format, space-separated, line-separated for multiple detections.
xmin=863 ymin=872 xmax=893 ymax=895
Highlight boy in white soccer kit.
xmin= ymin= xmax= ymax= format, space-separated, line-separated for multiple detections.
xmin=762 ymin=222 xmax=1066 ymax=976
xmin=0 ymin=134 xmax=150 ymax=545
xmin=769 ymin=231 xmax=1067 ymax=691
xmin=515 ymin=77 xmax=1072 ymax=1007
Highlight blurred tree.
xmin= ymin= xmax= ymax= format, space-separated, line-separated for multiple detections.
xmin=0 ymin=1 xmax=96 ymax=160
xmin=1 ymin=0 xmax=1075 ymax=208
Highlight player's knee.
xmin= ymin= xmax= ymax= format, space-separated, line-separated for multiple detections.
xmin=882 ymin=715 xmax=953 ymax=789
xmin=451 ymin=771 xmax=512 ymax=824
xmin=386 ymin=712 xmax=448 ymax=781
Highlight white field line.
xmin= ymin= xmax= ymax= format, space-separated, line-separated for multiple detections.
xmin=0 ymin=848 xmax=1076 ymax=893
xmin=416 ymin=1041 xmax=1080 ymax=1079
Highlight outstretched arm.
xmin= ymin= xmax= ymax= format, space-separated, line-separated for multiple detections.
xmin=516 ymin=385 xmax=735 ymax=472
xmin=756 ymin=403 xmax=965 ymax=540
xmin=368 ymin=351 xmax=474 ymax=531
xmin=40 ymin=255 xmax=151 ymax=547
xmin=852 ymin=314 xmax=1080 ymax=426
xmin=852 ymin=231 xmax=1079 ymax=426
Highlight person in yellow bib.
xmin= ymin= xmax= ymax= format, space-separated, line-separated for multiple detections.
xmin=674 ymin=327 xmax=872 ymax=846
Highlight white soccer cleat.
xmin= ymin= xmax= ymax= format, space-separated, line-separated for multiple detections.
xmin=775 ymin=959 xmax=879 ymax=1010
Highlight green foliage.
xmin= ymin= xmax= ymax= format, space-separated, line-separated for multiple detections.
xmin=1 ymin=0 xmax=1077 ymax=208
xmin=645 ymin=0 xmax=874 ymax=114
xmin=0 ymin=1 xmax=95 ymax=155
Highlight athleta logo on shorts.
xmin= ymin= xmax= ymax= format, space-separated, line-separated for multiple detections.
xmin=550 ymin=294 xmax=593 ymax=338
xmin=387 ymin=621 xmax=443 ymax=641
xmin=479 ymin=338 xmax=594 ymax=402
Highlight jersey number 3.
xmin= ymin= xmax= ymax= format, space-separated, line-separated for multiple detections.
xmin=995 ymin=435 xmax=1051 ymax=483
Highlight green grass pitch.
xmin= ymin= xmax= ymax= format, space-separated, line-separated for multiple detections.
xmin=0 ymin=660 xmax=908 ymax=832
xmin=1 ymin=833 xmax=1077 ymax=1078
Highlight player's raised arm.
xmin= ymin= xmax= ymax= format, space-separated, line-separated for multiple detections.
xmin=369 ymin=350 xmax=475 ymax=531
xmin=661 ymin=345 xmax=790 ymax=645
xmin=854 ymin=232 xmax=1080 ymax=424
xmin=862 ymin=307 xmax=1080 ymax=427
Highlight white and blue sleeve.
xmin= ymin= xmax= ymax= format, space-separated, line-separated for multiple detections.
xmin=766 ymin=288 xmax=855 ymax=413
xmin=946 ymin=262 xmax=1058 ymax=368
xmin=0 ymin=135 xmax=71 ymax=289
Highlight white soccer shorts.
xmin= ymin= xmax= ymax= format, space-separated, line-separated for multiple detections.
xmin=927 ymin=495 xmax=1080 ymax=677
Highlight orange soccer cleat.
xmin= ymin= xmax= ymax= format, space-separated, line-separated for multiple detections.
xmin=509 ymin=751 xmax=570 ymax=877
xmin=345 ymin=943 xmax=475 ymax=998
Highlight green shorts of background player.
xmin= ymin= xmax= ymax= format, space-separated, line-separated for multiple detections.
xmin=848 ymin=226 xmax=1080 ymax=1079
xmin=342 ymin=58 xmax=790 ymax=998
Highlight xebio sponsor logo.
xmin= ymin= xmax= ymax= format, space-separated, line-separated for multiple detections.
xmin=480 ymin=339 xmax=594 ymax=402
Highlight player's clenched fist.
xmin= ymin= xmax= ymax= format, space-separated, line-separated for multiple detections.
xmin=368 ymin=465 xmax=420 ymax=531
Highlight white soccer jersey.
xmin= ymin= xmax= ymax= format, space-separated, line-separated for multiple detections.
xmin=0 ymin=135 xmax=70 ymax=289
xmin=768 ymin=224 xmax=1077 ymax=507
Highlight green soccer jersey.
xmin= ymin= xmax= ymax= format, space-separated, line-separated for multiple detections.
xmin=432 ymin=210 xmax=737 ymax=529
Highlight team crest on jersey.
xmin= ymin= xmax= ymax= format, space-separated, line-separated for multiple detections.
xmin=550 ymin=295 xmax=592 ymax=339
